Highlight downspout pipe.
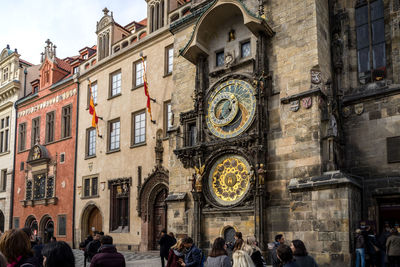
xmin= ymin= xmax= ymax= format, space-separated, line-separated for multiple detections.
xmin=10 ymin=102 xmax=18 ymax=229
xmin=72 ymin=75 xmax=80 ymax=248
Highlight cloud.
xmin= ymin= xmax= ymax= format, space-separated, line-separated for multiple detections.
xmin=0 ymin=0 xmax=147 ymax=64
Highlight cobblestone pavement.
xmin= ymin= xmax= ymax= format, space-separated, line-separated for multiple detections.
xmin=73 ymin=249 xmax=159 ymax=267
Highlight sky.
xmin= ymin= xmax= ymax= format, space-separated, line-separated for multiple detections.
xmin=0 ymin=0 xmax=147 ymax=65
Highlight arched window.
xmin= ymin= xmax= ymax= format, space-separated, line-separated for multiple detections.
xmin=149 ymin=1 xmax=164 ymax=33
xmin=150 ymin=6 xmax=155 ymax=33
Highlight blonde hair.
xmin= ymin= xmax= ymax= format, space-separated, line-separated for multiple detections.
xmin=232 ymin=250 xmax=255 ymax=267
xmin=171 ymin=239 xmax=184 ymax=251
xmin=246 ymin=236 xmax=261 ymax=252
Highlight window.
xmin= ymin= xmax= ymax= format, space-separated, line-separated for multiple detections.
xmin=13 ymin=217 xmax=19 ymax=229
xmin=0 ymin=169 xmax=6 ymax=191
xmin=83 ymin=54 xmax=88 ymax=60
xmin=187 ymin=122 xmax=197 ymax=147
xmin=86 ymin=128 xmax=96 ymax=157
xmin=108 ymin=119 xmax=120 ymax=151
xmin=83 ymin=177 xmax=98 ymax=198
xmin=165 ymin=46 xmax=173 ymax=75
xmin=110 ymin=71 xmax=121 ymax=97
xmin=57 ymin=215 xmax=66 ymax=236
xmin=2 ymin=67 xmax=8 ymax=81
xmin=31 ymin=117 xmax=40 ymax=146
xmin=134 ymin=59 xmax=146 ymax=87
xmin=88 ymin=82 xmax=98 ymax=106
xmin=61 ymin=105 xmax=71 ymax=138
xmin=45 ymin=112 xmax=55 ymax=143
xmin=73 ymin=66 xmax=79 ymax=74
xmin=133 ymin=111 xmax=146 ymax=145
xmin=33 ymin=86 xmax=39 ymax=94
xmin=216 ymin=51 xmax=224 ymax=67
xmin=109 ymin=179 xmax=130 ymax=232
xmin=60 ymin=153 xmax=65 ymax=163
xmin=164 ymin=101 xmax=173 ymax=135
xmin=33 ymin=174 xmax=46 ymax=200
xmin=356 ymin=0 xmax=385 ymax=83
xmin=20 ymin=162 xmax=24 ymax=171
xmin=0 ymin=116 xmax=9 ymax=153
xmin=18 ymin=123 xmax=26 ymax=151
xmin=241 ymin=41 xmax=251 ymax=58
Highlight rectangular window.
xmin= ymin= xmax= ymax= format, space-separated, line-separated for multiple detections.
xmin=164 ymin=101 xmax=173 ymax=135
xmin=13 ymin=217 xmax=19 ymax=229
xmin=83 ymin=177 xmax=98 ymax=198
xmin=110 ymin=180 xmax=130 ymax=232
xmin=73 ymin=66 xmax=79 ymax=74
xmin=86 ymin=128 xmax=96 ymax=157
xmin=31 ymin=117 xmax=40 ymax=146
xmin=108 ymin=119 xmax=120 ymax=151
xmin=19 ymin=123 xmax=26 ymax=151
xmin=45 ymin=112 xmax=55 ymax=143
xmin=134 ymin=59 xmax=146 ymax=87
xmin=133 ymin=111 xmax=146 ymax=145
xmin=33 ymin=86 xmax=39 ymax=94
xmin=3 ymin=67 xmax=8 ymax=81
xmin=61 ymin=105 xmax=71 ymax=138
xmin=355 ymin=0 xmax=386 ymax=83
xmin=216 ymin=50 xmax=224 ymax=67
xmin=241 ymin=41 xmax=251 ymax=58
xmin=1 ymin=169 xmax=7 ymax=191
xmin=92 ymin=177 xmax=98 ymax=196
xmin=88 ymin=82 xmax=98 ymax=106
xmin=33 ymin=174 xmax=46 ymax=200
xmin=20 ymin=162 xmax=24 ymax=171
xmin=0 ymin=116 xmax=9 ymax=153
xmin=110 ymin=71 xmax=121 ymax=97
xmin=57 ymin=215 xmax=67 ymax=236
xmin=186 ymin=122 xmax=197 ymax=147
xmin=165 ymin=46 xmax=173 ymax=75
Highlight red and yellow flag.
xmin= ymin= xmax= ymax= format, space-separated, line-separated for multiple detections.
xmin=141 ymin=56 xmax=152 ymax=120
xmin=88 ymin=80 xmax=98 ymax=128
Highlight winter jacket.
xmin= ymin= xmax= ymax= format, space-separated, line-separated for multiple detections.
xmin=355 ymin=233 xmax=365 ymax=249
xmin=167 ymin=248 xmax=185 ymax=267
xmin=270 ymin=242 xmax=281 ymax=267
xmin=15 ymin=256 xmax=40 ymax=267
xmin=205 ymin=255 xmax=232 ymax=267
xmin=184 ymin=245 xmax=202 ymax=267
xmin=294 ymin=255 xmax=318 ymax=267
xmin=386 ymin=234 xmax=400 ymax=256
xmin=250 ymin=249 xmax=264 ymax=267
xmin=86 ymin=239 xmax=101 ymax=261
xmin=282 ymin=261 xmax=300 ymax=267
xmin=160 ymin=234 xmax=177 ymax=258
xmin=89 ymin=245 xmax=125 ymax=267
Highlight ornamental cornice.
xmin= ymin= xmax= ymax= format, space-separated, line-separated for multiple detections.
xmin=0 ymin=80 xmax=19 ymax=102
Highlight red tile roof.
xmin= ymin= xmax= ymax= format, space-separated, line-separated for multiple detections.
xmin=19 ymin=58 xmax=33 ymax=66
xmin=55 ymin=57 xmax=72 ymax=73
xmin=138 ymin=18 xmax=147 ymax=26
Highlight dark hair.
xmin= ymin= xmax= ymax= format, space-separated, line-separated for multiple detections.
xmin=235 ymin=232 xmax=242 ymax=239
xmin=87 ymin=235 xmax=93 ymax=241
xmin=100 ymin=235 xmax=113 ymax=245
xmin=233 ymin=238 xmax=244 ymax=252
xmin=275 ymin=234 xmax=283 ymax=242
xmin=292 ymin=240 xmax=308 ymax=256
xmin=50 ymin=236 xmax=57 ymax=242
xmin=99 ymin=232 xmax=104 ymax=236
xmin=182 ymin=237 xmax=194 ymax=244
xmin=0 ymin=229 xmax=32 ymax=262
xmin=93 ymin=231 xmax=99 ymax=236
xmin=209 ymin=237 xmax=227 ymax=257
xmin=161 ymin=229 xmax=167 ymax=234
xmin=42 ymin=241 xmax=75 ymax=267
xmin=21 ymin=227 xmax=33 ymax=238
xmin=277 ymin=244 xmax=293 ymax=264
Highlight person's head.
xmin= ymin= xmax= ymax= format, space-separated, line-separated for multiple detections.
xmin=246 ymin=236 xmax=258 ymax=247
xmin=87 ymin=235 xmax=93 ymax=241
xmin=209 ymin=237 xmax=227 ymax=257
xmin=161 ymin=229 xmax=167 ymax=236
xmin=171 ymin=239 xmax=184 ymax=251
xmin=277 ymin=244 xmax=293 ymax=264
xmin=50 ymin=236 xmax=57 ymax=242
xmin=275 ymin=234 xmax=284 ymax=244
xmin=0 ymin=252 xmax=6 ymax=267
xmin=100 ymin=235 xmax=113 ymax=245
xmin=233 ymin=238 xmax=244 ymax=252
xmin=182 ymin=237 xmax=194 ymax=249
xmin=94 ymin=231 xmax=101 ymax=240
xmin=290 ymin=240 xmax=308 ymax=256
xmin=42 ymin=241 xmax=75 ymax=267
xmin=0 ymin=229 xmax=32 ymax=263
xmin=21 ymin=227 xmax=33 ymax=241
xmin=234 ymin=232 xmax=242 ymax=240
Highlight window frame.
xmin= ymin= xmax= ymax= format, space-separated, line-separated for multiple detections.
xmin=86 ymin=127 xmax=96 ymax=158
xmin=133 ymin=58 xmax=146 ymax=89
xmin=109 ymin=70 xmax=122 ymax=99
xmin=0 ymin=169 xmax=7 ymax=192
xmin=109 ymin=180 xmax=130 ymax=233
xmin=31 ymin=117 xmax=40 ymax=147
xmin=0 ymin=116 xmax=10 ymax=153
xmin=215 ymin=50 xmax=225 ymax=67
xmin=87 ymin=81 xmax=98 ymax=107
xmin=18 ymin=122 xmax=26 ymax=152
xmin=165 ymin=45 xmax=173 ymax=76
xmin=164 ymin=101 xmax=173 ymax=137
xmin=57 ymin=214 xmax=67 ymax=236
xmin=82 ymin=175 xmax=99 ymax=199
xmin=132 ymin=110 xmax=146 ymax=146
xmin=45 ymin=111 xmax=55 ymax=144
xmin=240 ymin=40 xmax=251 ymax=58
xmin=61 ymin=104 xmax=72 ymax=139
xmin=107 ymin=118 xmax=121 ymax=153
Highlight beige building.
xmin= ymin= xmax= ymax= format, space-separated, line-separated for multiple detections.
xmin=0 ymin=46 xmax=37 ymax=232
xmin=74 ymin=3 xmax=189 ymax=250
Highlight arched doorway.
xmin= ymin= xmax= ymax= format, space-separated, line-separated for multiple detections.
xmin=153 ymin=188 xmax=168 ymax=249
xmin=0 ymin=211 xmax=4 ymax=233
xmin=25 ymin=216 xmax=38 ymax=236
xmin=39 ymin=215 xmax=54 ymax=243
xmin=80 ymin=204 xmax=103 ymax=241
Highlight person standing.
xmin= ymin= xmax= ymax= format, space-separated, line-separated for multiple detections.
xmin=380 ymin=223 xmax=392 ymax=267
xmin=290 ymin=240 xmax=318 ymax=267
xmin=246 ymin=236 xmax=265 ymax=267
xmin=90 ymin=235 xmax=125 ymax=267
xmin=167 ymin=239 xmax=185 ymax=267
xmin=41 ymin=241 xmax=75 ymax=267
xmin=355 ymin=229 xmax=366 ymax=267
xmin=86 ymin=231 xmax=103 ymax=263
xmin=178 ymin=237 xmax=202 ymax=267
xmin=232 ymin=250 xmax=255 ymax=267
xmin=386 ymin=228 xmax=400 ymax=267
xmin=206 ymin=237 xmax=232 ymax=267
xmin=160 ymin=230 xmax=177 ymax=267
xmin=277 ymin=244 xmax=299 ymax=267
xmin=270 ymin=234 xmax=285 ymax=267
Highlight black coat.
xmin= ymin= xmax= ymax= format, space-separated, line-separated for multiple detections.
xmin=90 ymin=245 xmax=126 ymax=267
xmin=159 ymin=234 xmax=176 ymax=257
xmin=86 ymin=240 xmax=102 ymax=261
xmin=250 ymin=250 xmax=264 ymax=267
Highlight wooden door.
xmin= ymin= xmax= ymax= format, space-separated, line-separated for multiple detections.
xmin=88 ymin=208 xmax=102 ymax=236
xmin=153 ymin=189 xmax=167 ymax=249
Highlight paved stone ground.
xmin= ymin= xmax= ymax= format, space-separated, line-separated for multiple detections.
xmin=73 ymin=249 xmax=159 ymax=267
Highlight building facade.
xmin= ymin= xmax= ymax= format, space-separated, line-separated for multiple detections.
xmin=13 ymin=41 xmax=78 ymax=244
xmin=74 ymin=5 xmax=184 ymax=250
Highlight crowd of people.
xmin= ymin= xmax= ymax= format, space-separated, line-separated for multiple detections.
xmin=354 ymin=222 xmax=400 ymax=267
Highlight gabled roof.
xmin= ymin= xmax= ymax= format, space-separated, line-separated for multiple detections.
xmin=55 ymin=57 xmax=72 ymax=73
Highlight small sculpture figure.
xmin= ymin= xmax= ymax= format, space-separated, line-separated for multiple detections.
xmin=194 ymin=164 xmax=205 ymax=192
xmin=228 ymin=29 xmax=235 ymax=41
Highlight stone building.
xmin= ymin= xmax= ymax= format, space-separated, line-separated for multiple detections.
xmin=13 ymin=40 xmax=78 ymax=244
xmin=165 ymin=0 xmax=400 ymax=266
xmin=74 ymin=4 xmax=188 ymax=250
xmin=0 ymin=45 xmax=35 ymax=232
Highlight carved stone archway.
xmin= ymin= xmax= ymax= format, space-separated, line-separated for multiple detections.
xmin=137 ymin=166 xmax=169 ymax=251
xmin=80 ymin=202 xmax=104 ymax=241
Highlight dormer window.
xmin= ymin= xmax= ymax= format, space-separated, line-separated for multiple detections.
xmin=73 ymin=66 xmax=79 ymax=74
xmin=98 ymin=31 xmax=110 ymax=61
xmin=2 ymin=67 xmax=8 ymax=81
xmin=149 ymin=0 xmax=165 ymax=33
xmin=83 ymin=54 xmax=88 ymax=60
xmin=33 ymin=86 xmax=39 ymax=94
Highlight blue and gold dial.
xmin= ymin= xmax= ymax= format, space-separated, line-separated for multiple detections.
xmin=206 ymin=79 xmax=256 ymax=138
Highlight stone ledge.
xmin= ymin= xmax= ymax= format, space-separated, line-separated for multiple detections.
xmin=288 ymin=171 xmax=362 ymax=191
xmin=165 ymin=192 xmax=187 ymax=202
xmin=342 ymin=82 xmax=400 ymax=104
xmin=280 ymin=88 xmax=325 ymax=104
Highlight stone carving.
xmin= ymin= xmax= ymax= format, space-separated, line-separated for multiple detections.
xmin=228 ymin=29 xmax=235 ymax=42
xmin=354 ymin=103 xmax=364 ymax=115
xmin=301 ymin=97 xmax=312 ymax=109
xmin=224 ymin=51 xmax=235 ymax=68
xmin=194 ymin=164 xmax=205 ymax=192
xmin=290 ymin=100 xmax=300 ymax=112
xmin=342 ymin=106 xmax=351 ymax=118
xmin=311 ymin=69 xmax=322 ymax=84
xmin=332 ymin=33 xmax=344 ymax=71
